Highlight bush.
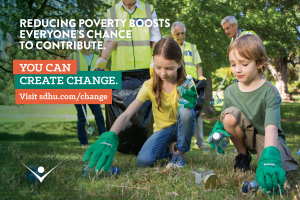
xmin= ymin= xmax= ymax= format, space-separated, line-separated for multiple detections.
xmin=212 ymin=67 xmax=236 ymax=91
xmin=291 ymin=81 xmax=300 ymax=89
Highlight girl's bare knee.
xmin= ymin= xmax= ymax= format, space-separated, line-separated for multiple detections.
xmin=223 ymin=113 xmax=238 ymax=127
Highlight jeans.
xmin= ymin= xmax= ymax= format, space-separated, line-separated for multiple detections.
xmin=137 ymin=106 xmax=196 ymax=167
xmin=74 ymin=104 xmax=106 ymax=145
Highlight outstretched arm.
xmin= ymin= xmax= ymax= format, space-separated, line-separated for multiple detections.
xmin=93 ymin=41 xmax=117 ymax=71
xmin=110 ymin=99 xmax=144 ymax=134
xmin=264 ymin=125 xmax=278 ymax=148
xmin=196 ymin=64 xmax=205 ymax=79
xmin=101 ymin=41 xmax=117 ymax=60
xmin=82 ymin=98 xmax=144 ymax=172
xmin=255 ymin=125 xmax=285 ymax=195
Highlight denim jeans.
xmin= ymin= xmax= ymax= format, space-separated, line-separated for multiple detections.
xmin=74 ymin=104 xmax=106 ymax=145
xmin=137 ymin=106 xmax=196 ymax=167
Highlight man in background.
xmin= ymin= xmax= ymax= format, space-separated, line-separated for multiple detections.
xmin=93 ymin=0 xmax=161 ymax=72
xmin=69 ymin=34 xmax=106 ymax=146
xmin=171 ymin=21 xmax=206 ymax=148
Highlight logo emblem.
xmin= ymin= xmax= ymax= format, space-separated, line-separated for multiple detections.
xmin=184 ymin=51 xmax=192 ymax=56
xmin=21 ymin=162 xmax=61 ymax=183
xmin=132 ymin=18 xmax=148 ymax=26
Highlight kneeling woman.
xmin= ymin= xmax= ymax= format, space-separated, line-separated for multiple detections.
xmin=83 ymin=38 xmax=197 ymax=171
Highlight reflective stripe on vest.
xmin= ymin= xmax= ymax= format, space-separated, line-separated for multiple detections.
xmin=114 ymin=40 xmax=151 ymax=50
xmin=108 ymin=3 xmax=153 ymax=71
xmin=240 ymin=30 xmax=256 ymax=36
xmin=73 ymin=51 xmax=98 ymax=71
xmin=183 ymin=42 xmax=198 ymax=79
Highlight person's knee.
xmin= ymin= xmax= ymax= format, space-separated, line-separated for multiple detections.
xmin=178 ymin=106 xmax=196 ymax=120
xmin=222 ymin=113 xmax=238 ymax=127
xmin=137 ymin=154 xmax=154 ymax=167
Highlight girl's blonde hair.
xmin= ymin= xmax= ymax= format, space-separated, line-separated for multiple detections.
xmin=227 ymin=34 xmax=269 ymax=75
xmin=152 ymin=38 xmax=186 ymax=111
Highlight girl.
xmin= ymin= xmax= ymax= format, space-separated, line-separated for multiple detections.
xmin=83 ymin=38 xmax=197 ymax=171
xmin=209 ymin=34 xmax=298 ymax=194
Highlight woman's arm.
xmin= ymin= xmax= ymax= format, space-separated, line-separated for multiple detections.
xmin=264 ymin=125 xmax=278 ymax=148
xmin=110 ymin=99 xmax=144 ymax=134
xmin=68 ymin=53 xmax=73 ymax=60
xmin=101 ymin=41 xmax=117 ymax=60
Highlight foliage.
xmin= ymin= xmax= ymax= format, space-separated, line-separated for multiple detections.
xmin=148 ymin=0 xmax=300 ymax=109
xmin=1 ymin=0 xmax=299 ymax=105
xmin=291 ymin=81 xmax=300 ymax=90
xmin=287 ymin=64 xmax=299 ymax=84
xmin=211 ymin=67 xmax=236 ymax=91
xmin=0 ymin=0 xmax=111 ymax=104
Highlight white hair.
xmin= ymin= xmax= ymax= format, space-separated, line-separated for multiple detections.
xmin=171 ymin=21 xmax=186 ymax=34
xmin=221 ymin=16 xmax=238 ymax=26
xmin=76 ymin=33 xmax=88 ymax=41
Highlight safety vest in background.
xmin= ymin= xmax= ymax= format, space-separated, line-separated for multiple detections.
xmin=107 ymin=3 xmax=153 ymax=71
xmin=73 ymin=51 xmax=98 ymax=71
xmin=230 ymin=29 xmax=257 ymax=44
xmin=183 ymin=42 xmax=198 ymax=79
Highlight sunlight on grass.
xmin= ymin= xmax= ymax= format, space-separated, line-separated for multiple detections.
xmin=0 ymin=101 xmax=299 ymax=199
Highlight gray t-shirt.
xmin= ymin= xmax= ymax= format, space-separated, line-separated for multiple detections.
xmin=222 ymin=81 xmax=285 ymax=143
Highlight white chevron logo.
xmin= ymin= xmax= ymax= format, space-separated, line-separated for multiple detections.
xmin=21 ymin=162 xmax=61 ymax=183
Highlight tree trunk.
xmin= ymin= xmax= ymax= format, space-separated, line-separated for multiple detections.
xmin=202 ymin=75 xmax=216 ymax=115
xmin=274 ymin=57 xmax=294 ymax=101
xmin=266 ymin=64 xmax=278 ymax=81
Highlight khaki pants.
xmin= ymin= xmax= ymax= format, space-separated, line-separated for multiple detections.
xmin=194 ymin=111 xmax=204 ymax=146
xmin=220 ymin=106 xmax=298 ymax=172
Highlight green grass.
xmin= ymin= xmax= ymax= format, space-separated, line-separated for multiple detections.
xmin=0 ymin=100 xmax=300 ymax=199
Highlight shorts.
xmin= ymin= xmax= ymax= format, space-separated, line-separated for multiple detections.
xmin=220 ymin=106 xmax=298 ymax=172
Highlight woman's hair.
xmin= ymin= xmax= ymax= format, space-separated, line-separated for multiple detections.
xmin=152 ymin=38 xmax=186 ymax=111
xmin=227 ymin=34 xmax=269 ymax=75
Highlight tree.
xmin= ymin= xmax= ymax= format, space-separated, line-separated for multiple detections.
xmin=237 ymin=0 xmax=300 ymax=101
xmin=0 ymin=0 xmax=111 ymax=67
xmin=0 ymin=0 xmax=111 ymax=104
xmin=153 ymin=0 xmax=300 ymax=113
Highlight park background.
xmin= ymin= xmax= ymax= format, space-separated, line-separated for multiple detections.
xmin=0 ymin=0 xmax=300 ymax=199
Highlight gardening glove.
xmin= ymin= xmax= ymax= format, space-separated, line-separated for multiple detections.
xmin=181 ymin=85 xmax=197 ymax=108
xmin=207 ymin=121 xmax=231 ymax=154
xmin=92 ymin=57 xmax=107 ymax=71
xmin=82 ymin=131 xmax=119 ymax=172
xmin=255 ymin=146 xmax=286 ymax=195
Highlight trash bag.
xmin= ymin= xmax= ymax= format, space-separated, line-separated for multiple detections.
xmin=193 ymin=79 xmax=207 ymax=117
xmin=105 ymin=69 xmax=154 ymax=155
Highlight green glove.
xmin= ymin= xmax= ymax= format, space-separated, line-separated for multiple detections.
xmin=207 ymin=121 xmax=231 ymax=154
xmin=255 ymin=146 xmax=286 ymax=195
xmin=82 ymin=131 xmax=119 ymax=172
xmin=181 ymin=85 xmax=197 ymax=108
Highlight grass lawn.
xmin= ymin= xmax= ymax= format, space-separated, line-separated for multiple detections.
xmin=0 ymin=97 xmax=300 ymax=199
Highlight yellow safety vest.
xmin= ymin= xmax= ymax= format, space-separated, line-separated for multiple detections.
xmin=230 ymin=29 xmax=257 ymax=44
xmin=107 ymin=3 xmax=153 ymax=71
xmin=73 ymin=51 xmax=98 ymax=71
xmin=183 ymin=42 xmax=198 ymax=79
